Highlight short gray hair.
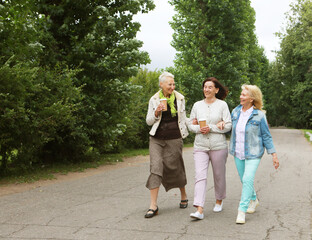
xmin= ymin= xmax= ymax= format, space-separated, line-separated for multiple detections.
xmin=159 ymin=72 xmax=174 ymax=86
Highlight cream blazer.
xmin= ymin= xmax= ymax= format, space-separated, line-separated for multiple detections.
xmin=146 ymin=90 xmax=189 ymax=139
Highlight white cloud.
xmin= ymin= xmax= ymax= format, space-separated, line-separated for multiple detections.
xmin=133 ymin=0 xmax=175 ymax=70
xmin=251 ymin=0 xmax=294 ymax=61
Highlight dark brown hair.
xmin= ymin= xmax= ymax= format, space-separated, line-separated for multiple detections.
xmin=202 ymin=77 xmax=229 ymax=100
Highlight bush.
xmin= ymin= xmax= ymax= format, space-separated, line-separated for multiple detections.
xmin=115 ymin=69 xmax=161 ymax=150
xmin=0 ymin=62 xmax=89 ymax=172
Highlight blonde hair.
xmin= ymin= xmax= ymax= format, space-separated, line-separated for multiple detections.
xmin=242 ymin=84 xmax=263 ymax=111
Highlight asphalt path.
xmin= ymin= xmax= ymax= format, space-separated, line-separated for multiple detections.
xmin=0 ymin=129 xmax=311 ymax=240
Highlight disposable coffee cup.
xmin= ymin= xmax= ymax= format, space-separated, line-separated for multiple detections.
xmin=199 ymin=119 xmax=207 ymax=128
xmin=160 ymin=98 xmax=167 ymax=111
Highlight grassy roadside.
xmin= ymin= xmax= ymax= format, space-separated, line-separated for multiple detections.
xmin=0 ymin=143 xmax=194 ymax=185
xmin=303 ymin=129 xmax=312 ymax=144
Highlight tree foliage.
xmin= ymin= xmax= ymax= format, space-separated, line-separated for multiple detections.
xmin=169 ymin=0 xmax=267 ymax=111
xmin=0 ymin=0 xmax=85 ymax=171
xmin=0 ymin=0 xmax=155 ymax=172
xmin=116 ymin=68 xmax=161 ymax=150
xmin=0 ymin=62 xmax=86 ymax=171
xmin=35 ymin=0 xmax=155 ymax=153
xmin=263 ymin=0 xmax=312 ymax=128
xmin=2 ymin=0 xmax=311 ymax=175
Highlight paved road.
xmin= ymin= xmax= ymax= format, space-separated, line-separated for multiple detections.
xmin=0 ymin=129 xmax=311 ymax=240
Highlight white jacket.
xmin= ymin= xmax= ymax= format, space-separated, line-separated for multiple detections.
xmin=188 ymin=99 xmax=232 ymax=151
xmin=146 ymin=90 xmax=189 ymax=139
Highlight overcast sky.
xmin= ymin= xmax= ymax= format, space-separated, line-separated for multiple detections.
xmin=134 ymin=0 xmax=294 ymax=71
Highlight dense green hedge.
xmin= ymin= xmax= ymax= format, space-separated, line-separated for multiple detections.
xmin=0 ymin=0 xmax=155 ymax=172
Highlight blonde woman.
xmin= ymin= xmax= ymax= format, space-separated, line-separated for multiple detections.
xmin=229 ymin=85 xmax=279 ymax=224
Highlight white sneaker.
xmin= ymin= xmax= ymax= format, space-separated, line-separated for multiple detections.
xmin=190 ymin=211 xmax=204 ymax=220
xmin=247 ymin=198 xmax=259 ymax=214
xmin=213 ymin=201 xmax=223 ymax=212
xmin=236 ymin=210 xmax=245 ymax=224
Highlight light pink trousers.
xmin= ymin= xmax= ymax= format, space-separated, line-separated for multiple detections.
xmin=193 ymin=148 xmax=228 ymax=208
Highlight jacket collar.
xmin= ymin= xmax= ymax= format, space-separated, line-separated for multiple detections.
xmin=152 ymin=90 xmax=184 ymax=101
xmin=236 ymin=105 xmax=259 ymax=116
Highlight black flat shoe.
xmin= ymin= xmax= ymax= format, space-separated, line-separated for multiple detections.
xmin=180 ymin=199 xmax=188 ymax=208
xmin=144 ymin=207 xmax=159 ymax=218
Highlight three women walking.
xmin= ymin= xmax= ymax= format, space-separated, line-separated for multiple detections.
xmin=145 ymin=72 xmax=279 ymax=224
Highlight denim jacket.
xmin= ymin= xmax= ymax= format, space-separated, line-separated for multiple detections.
xmin=229 ymin=105 xmax=276 ymax=159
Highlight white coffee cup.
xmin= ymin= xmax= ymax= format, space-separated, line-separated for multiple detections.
xmin=160 ymin=98 xmax=167 ymax=111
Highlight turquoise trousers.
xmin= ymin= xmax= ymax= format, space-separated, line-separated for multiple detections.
xmin=234 ymin=157 xmax=261 ymax=212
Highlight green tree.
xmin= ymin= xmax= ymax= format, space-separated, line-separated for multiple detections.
xmin=35 ymin=0 xmax=155 ymax=153
xmin=0 ymin=0 xmax=42 ymax=65
xmin=117 ymin=68 xmax=161 ymax=149
xmin=264 ymin=0 xmax=312 ymax=128
xmin=0 ymin=0 xmax=157 ymax=172
xmin=0 ymin=62 xmax=85 ymax=172
xmin=0 ymin=1 xmax=85 ymax=171
xmin=169 ymin=0 xmax=266 ymax=110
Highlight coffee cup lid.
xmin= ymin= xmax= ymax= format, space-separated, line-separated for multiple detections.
xmin=199 ymin=119 xmax=206 ymax=121
xmin=160 ymin=98 xmax=167 ymax=101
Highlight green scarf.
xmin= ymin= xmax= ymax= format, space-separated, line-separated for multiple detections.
xmin=159 ymin=90 xmax=177 ymax=117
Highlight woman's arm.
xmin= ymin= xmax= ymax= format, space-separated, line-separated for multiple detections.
xmin=209 ymin=103 xmax=232 ymax=133
xmin=146 ymin=98 xmax=160 ymax=126
xmin=260 ymin=114 xmax=279 ymax=168
xmin=260 ymin=114 xmax=276 ymax=154
xmin=187 ymin=103 xmax=201 ymax=133
xmin=272 ymin=152 xmax=279 ymax=169
xmin=260 ymin=115 xmax=279 ymax=169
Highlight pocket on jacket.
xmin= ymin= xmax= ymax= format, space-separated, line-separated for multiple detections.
xmin=249 ymin=120 xmax=260 ymax=126
xmin=232 ymin=115 xmax=238 ymax=122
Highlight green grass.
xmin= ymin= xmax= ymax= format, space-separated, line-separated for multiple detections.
xmin=303 ymin=129 xmax=312 ymax=144
xmin=184 ymin=143 xmax=194 ymax=148
xmin=0 ymin=143 xmax=194 ymax=185
xmin=0 ymin=152 xmax=141 ymax=185
xmin=0 ymin=148 xmax=150 ymax=185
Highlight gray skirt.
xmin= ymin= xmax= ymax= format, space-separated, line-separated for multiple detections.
xmin=146 ymin=137 xmax=187 ymax=192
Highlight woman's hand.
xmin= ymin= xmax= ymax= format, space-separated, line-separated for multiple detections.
xmin=217 ymin=121 xmax=225 ymax=130
xmin=272 ymin=153 xmax=279 ymax=169
xmin=200 ymin=126 xmax=210 ymax=134
xmin=192 ymin=118 xmax=198 ymax=125
xmin=155 ymin=103 xmax=165 ymax=117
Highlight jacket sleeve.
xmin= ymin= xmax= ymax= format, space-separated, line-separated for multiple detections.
xmin=187 ymin=103 xmax=201 ymax=133
xmin=146 ymin=97 xmax=160 ymax=126
xmin=179 ymin=98 xmax=189 ymax=138
xmin=209 ymin=102 xmax=232 ymax=133
xmin=260 ymin=114 xmax=276 ymax=154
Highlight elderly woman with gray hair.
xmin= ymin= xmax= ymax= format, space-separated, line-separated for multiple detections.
xmin=145 ymin=72 xmax=189 ymax=218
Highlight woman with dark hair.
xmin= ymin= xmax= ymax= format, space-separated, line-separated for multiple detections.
xmin=188 ymin=77 xmax=232 ymax=220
